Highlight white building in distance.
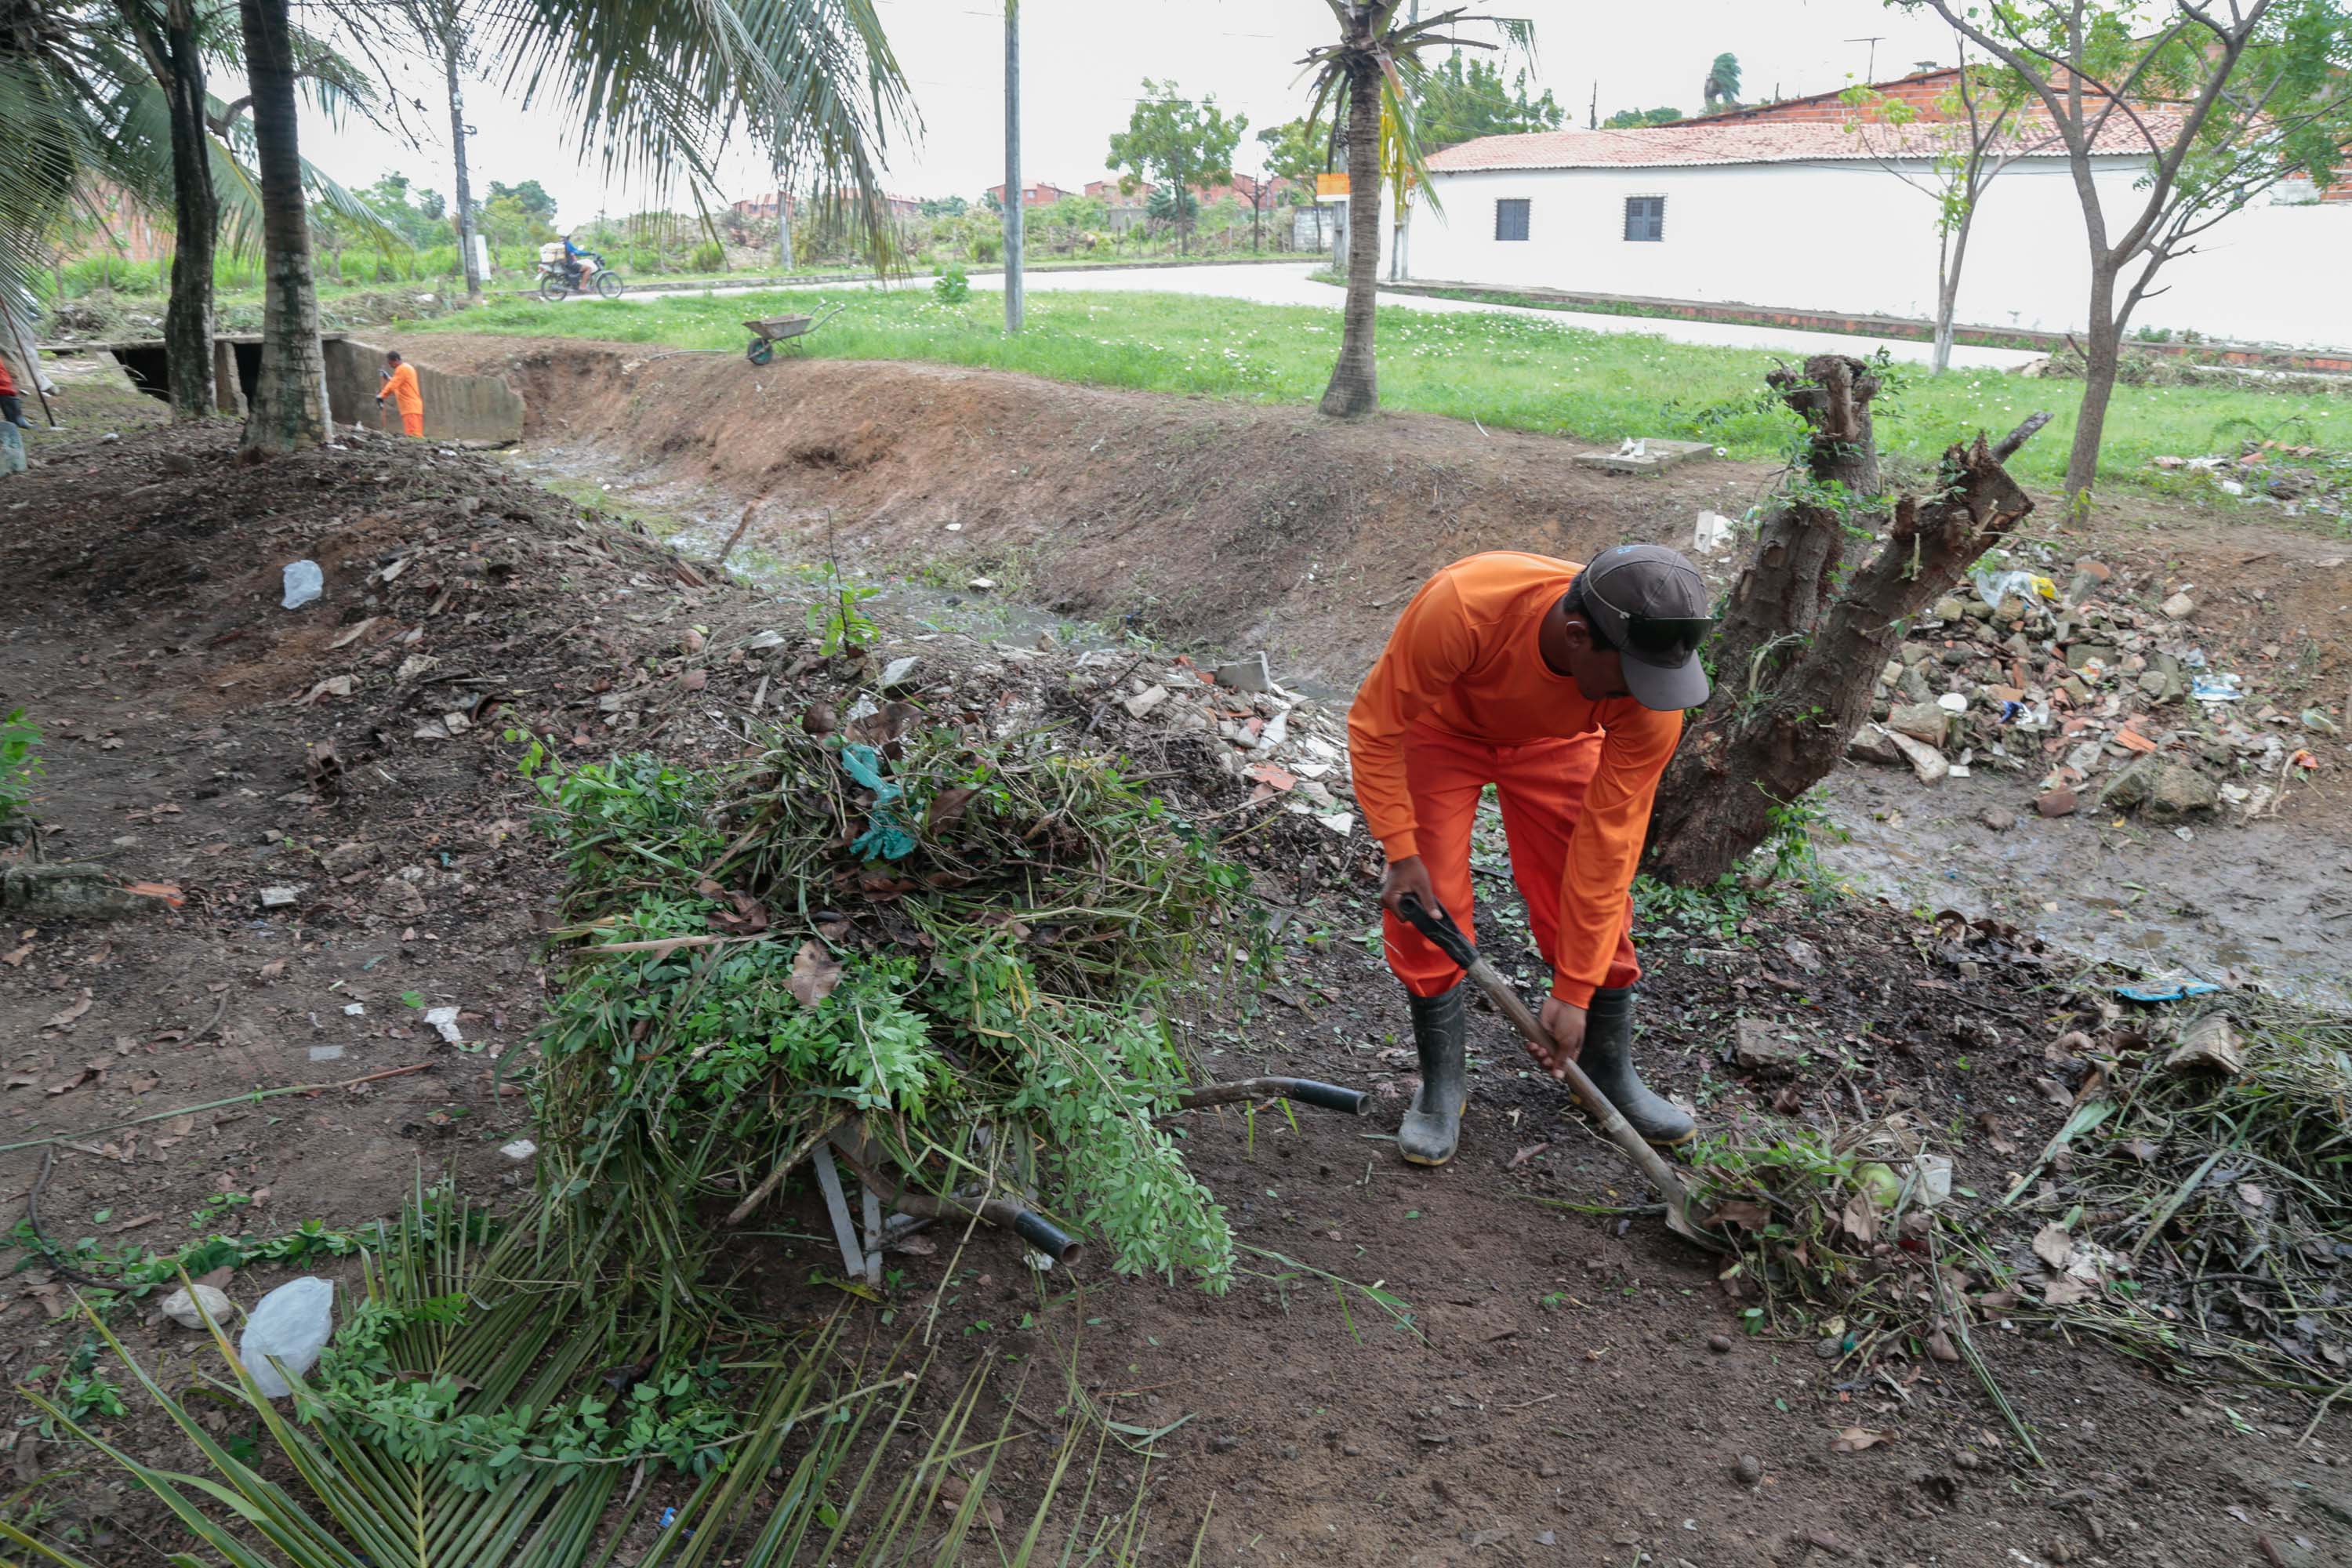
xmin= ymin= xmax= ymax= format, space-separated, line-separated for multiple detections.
xmin=1381 ymin=93 xmax=2351 ymax=353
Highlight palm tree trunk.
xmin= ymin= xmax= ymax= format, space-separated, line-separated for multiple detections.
xmin=1319 ymin=64 xmax=1381 ymax=419
xmin=444 ymin=11 xmax=481 ymax=303
xmin=239 ymin=0 xmax=329 ymax=450
xmin=160 ymin=0 xmax=216 ymax=416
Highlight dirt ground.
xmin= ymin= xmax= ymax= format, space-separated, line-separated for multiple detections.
xmin=3 ymin=360 xmax=2350 ymax=1567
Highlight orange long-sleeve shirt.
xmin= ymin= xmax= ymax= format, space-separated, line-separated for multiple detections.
xmin=381 ymin=363 xmax=422 ymax=416
xmin=1347 ymin=551 xmax=1682 ymax=1007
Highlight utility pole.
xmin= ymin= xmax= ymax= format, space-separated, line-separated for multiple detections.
xmin=775 ymin=169 xmax=795 ymax=273
xmin=441 ymin=5 xmax=481 ymax=303
xmin=1003 ymin=0 xmax=1023 ymax=333
xmin=1589 ymin=81 xmax=1598 ymax=129
xmin=1846 ymin=35 xmax=1887 ymax=81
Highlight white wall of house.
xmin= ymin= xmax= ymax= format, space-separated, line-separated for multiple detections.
xmin=1404 ymin=158 xmax=2352 ymax=350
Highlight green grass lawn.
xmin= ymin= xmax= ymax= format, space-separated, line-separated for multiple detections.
xmin=413 ymin=287 xmax=2350 ymax=498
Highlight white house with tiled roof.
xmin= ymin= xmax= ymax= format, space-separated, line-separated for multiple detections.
xmin=1396 ymin=112 xmax=2350 ymax=350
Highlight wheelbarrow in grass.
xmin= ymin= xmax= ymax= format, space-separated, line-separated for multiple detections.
xmin=742 ymin=304 xmax=848 ymax=365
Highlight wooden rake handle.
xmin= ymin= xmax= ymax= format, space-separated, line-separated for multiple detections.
xmin=1396 ymin=895 xmax=1721 ymax=1251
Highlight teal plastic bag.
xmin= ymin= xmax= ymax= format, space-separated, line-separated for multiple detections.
xmin=841 ymin=742 xmax=917 ymax=860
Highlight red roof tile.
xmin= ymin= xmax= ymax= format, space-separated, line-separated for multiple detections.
xmin=1426 ymin=114 xmax=2185 ymax=172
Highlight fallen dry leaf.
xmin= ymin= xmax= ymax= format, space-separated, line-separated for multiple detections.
xmin=786 ymin=941 xmax=844 ymax=1007
xmin=1712 ymin=1199 xmax=1772 ymax=1233
xmin=4 ymin=1073 xmax=37 ymax=1091
xmin=2031 ymin=1221 xmax=2073 ymax=1272
xmin=120 ymin=882 xmax=183 ymax=906
xmin=1841 ymin=1191 xmax=1878 ymax=1245
xmin=2238 ymin=1182 xmax=2270 ymax=1209
xmin=328 ymin=616 xmax=379 ymax=649
xmin=2042 ymin=1273 xmax=2096 ymax=1307
xmin=46 ymin=1066 xmax=95 ymax=1096
xmin=1830 ymin=1427 xmax=1893 ymax=1454
xmin=1504 ymin=1142 xmax=1550 ymax=1171
xmin=927 ymin=787 xmax=976 ymax=830
xmin=2 ymin=943 xmax=30 ymax=967
xmin=45 ymin=989 xmax=93 ymax=1029
xmin=108 ymin=1211 xmax=164 ymax=1233
xmin=257 ymin=958 xmax=289 ymax=981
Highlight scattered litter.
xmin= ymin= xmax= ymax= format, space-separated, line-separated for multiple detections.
xmin=342 ymin=1002 xmax=365 ymax=1016
xmin=2115 ymin=978 xmax=2222 ymax=1004
xmin=965 ymin=576 xmax=996 ymax=591
xmin=280 ymin=560 xmax=322 ymax=610
xmin=422 ymin=1005 xmax=465 ymax=1045
xmin=161 ymin=1283 xmax=238 ymax=1330
xmin=239 ymin=1277 xmax=334 ymax=1396
xmin=257 ymin=886 xmax=300 ymax=909
xmin=500 ymin=1138 xmax=539 ymax=1162
xmin=307 ymin=1045 xmax=344 ymax=1062
xmin=1693 ymin=510 xmax=1737 ymax=554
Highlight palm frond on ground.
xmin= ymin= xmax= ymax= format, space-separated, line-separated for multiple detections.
xmin=5 ymin=1181 xmax=1185 ymax=1567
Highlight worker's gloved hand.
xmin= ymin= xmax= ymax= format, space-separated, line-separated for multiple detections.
xmin=1377 ymin=855 xmax=1437 ymax=923
xmin=1535 ymin=996 xmax=1587 ymax=1078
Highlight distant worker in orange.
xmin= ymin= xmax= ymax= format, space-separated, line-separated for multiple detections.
xmin=376 ymin=350 xmax=423 ymax=437
xmin=1348 ymin=546 xmax=1718 ymax=1167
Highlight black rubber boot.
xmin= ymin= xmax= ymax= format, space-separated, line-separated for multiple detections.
xmin=1576 ymin=985 xmax=1695 ymax=1149
xmin=1397 ymin=984 xmax=1468 ymax=1167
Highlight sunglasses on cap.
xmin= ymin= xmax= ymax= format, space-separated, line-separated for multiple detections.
xmin=1587 ymin=578 xmax=1719 ymax=659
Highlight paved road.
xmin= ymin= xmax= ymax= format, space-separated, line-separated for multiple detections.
xmin=603 ymin=260 xmax=2044 ymax=371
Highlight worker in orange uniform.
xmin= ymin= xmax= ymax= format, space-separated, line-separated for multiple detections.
xmin=1348 ymin=546 xmax=1717 ymax=1166
xmin=376 ymin=350 xmax=423 ymax=437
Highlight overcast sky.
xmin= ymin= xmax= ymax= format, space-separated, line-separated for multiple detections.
xmin=299 ymin=0 xmax=1966 ymax=223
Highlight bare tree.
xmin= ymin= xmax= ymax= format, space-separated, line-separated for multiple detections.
xmin=1841 ymin=42 xmax=2031 ymax=374
xmin=1900 ymin=0 xmax=2352 ymax=504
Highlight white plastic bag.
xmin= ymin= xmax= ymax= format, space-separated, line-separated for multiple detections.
xmin=281 ymin=560 xmax=323 ymax=610
xmin=239 ymin=1276 xmax=334 ymax=1396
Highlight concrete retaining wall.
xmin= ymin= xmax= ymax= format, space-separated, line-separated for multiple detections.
xmin=325 ymin=337 xmax=524 ymax=442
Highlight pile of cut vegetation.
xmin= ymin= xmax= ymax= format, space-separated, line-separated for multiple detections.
xmin=521 ymin=644 xmax=1272 ymax=1329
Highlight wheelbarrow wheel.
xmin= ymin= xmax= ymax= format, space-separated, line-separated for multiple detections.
xmin=745 ymin=338 xmax=775 ymax=366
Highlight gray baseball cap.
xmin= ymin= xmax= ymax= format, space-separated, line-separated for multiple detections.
xmin=1579 ymin=543 xmax=1716 ymax=711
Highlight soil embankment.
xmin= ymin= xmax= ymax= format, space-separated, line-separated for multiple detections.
xmin=413 ymin=335 xmax=2352 ymax=1000
xmin=415 ymin=335 xmax=1766 ymax=682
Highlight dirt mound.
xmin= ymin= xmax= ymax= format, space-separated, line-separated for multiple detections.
xmin=412 ymin=335 xmax=1767 ymax=683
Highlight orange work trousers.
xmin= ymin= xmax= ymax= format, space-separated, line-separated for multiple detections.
xmin=397 ymin=406 xmax=423 ymax=437
xmin=1381 ymin=724 xmax=1641 ymax=1000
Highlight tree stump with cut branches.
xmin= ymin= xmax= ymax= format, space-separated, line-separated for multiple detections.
xmin=1642 ymin=354 xmax=2049 ymax=887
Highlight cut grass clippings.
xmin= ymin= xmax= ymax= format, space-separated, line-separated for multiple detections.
xmin=413 ymin=287 xmax=2352 ymax=499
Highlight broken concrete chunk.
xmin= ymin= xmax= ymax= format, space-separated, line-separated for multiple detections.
xmin=1882 ymin=729 xmax=1950 ymax=784
xmin=500 ymin=1138 xmax=539 ymax=1162
xmin=1884 ymin=702 xmax=1951 ymax=747
xmin=1929 ymin=597 xmax=1966 ymax=622
xmin=1212 ymin=652 xmax=1275 ymax=694
xmin=2161 ymin=592 xmax=2195 ymax=620
xmin=1847 ymin=725 xmax=1904 ymax=766
xmin=1123 ymin=684 xmax=1169 ymax=720
xmin=1 ymin=864 xmax=178 ymax=920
